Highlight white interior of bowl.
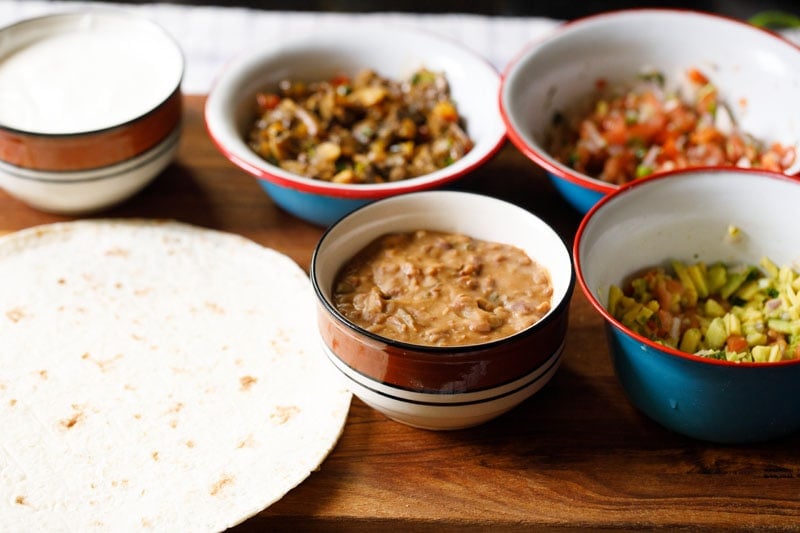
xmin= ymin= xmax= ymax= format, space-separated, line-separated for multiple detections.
xmin=205 ymin=26 xmax=505 ymax=193
xmin=0 ymin=11 xmax=184 ymax=134
xmin=577 ymin=169 xmax=800 ymax=307
xmin=501 ymin=10 xmax=800 ymax=181
xmin=314 ymin=190 xmax=573 ymax=316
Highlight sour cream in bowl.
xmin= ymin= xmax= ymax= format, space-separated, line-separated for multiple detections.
xmin=0 ymin=11 xmax=184 ymax=214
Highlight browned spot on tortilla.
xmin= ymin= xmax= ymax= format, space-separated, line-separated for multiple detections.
xmin=38 ymin=370 xmax=48 ymax=380
xmin=186 ymin=440 xmax=195 ymax=448
xmin=61 ymin=411 xmax=83 ymax=429
xmin=133 ymin=413 xmax=142 ymax=420
xmin=152 ymin=451 xmax=159 ymax=461
xmin=210 ymin=475 xmax=234 ymax=496
xmin=141 ymin=518 xmax=153 ymax=528
xmin=205 ymin=301 xmax=225 ymax=314
xmin=9 ymin=399 xmax=17 ymax=407
xmin=105 ymin=247 xmax=129 ymax=257
xmin=57 ymin=278 xmax=66 ymax=285
xmin=15 ymin=496 xmax=26 ymax=505
xmin=239 ymin=375 xmax=257 ymax=391
xmin=131 ymin=333 xmax=144 ymax=341
xmin=169 ymin=419 xmax=178 ymax=429
xmin=236 ymin=434 xmax=254 ymax=449
xmin=134 ymin=288 xmax=152 ymax=297
xmin=165 ymin=402 xmax=184 ymax=414
xmin=115 ymin=282 xmax=123 ymax=289
xmin=83 ymin=353 xmax=123 ymax=372
xmin=270 ymin=405 xmax=301 ymax=425
xmin=6 ymin=308 xmax=25 ymax=323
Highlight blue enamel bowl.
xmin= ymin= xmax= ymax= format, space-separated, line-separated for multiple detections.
xmin=500 ymin=9 xmax=800 ymax=214
xmin=205 ymin=27 xmax=506 ymax=227
xmin=574 ymin=169 xmax=800 ymax=443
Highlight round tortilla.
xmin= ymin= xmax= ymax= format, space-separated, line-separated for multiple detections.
xmin=0 ymin=220 xmax=351 ymax=531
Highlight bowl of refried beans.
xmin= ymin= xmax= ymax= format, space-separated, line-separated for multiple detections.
xmin=311 ymin=190 xmax=574 ymax=430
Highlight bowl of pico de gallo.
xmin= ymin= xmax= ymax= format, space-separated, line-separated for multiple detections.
xmin=500 ymin=8 xmax=800 ymax=213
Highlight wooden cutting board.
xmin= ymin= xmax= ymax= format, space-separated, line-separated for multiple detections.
xmin=1 ymin=95 xmax=798 ymax=531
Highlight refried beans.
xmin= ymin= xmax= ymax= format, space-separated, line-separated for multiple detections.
xmin=332 ymin=230 xmax=553 ymax=346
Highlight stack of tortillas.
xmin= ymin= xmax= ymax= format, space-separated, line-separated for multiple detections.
xmin=0 ymin=220 xmax=351 ymax=531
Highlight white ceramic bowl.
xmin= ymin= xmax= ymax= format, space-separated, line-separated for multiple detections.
xmin=0 ymin=11 xmax=184 ymax=214
xmin=311 ymin=191 xmax=574 ymax=430
xmin=205 ymin=26 xmax=506 ymax=227
xmin=575 ymin=168 xmax=800 ymax=443
xmin=501 ymin=9 xmax=800 ymax=214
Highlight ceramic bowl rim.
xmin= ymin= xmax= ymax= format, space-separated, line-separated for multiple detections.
xmin=573 ymin=167 xmax=800 ymax=368
xmin=204 ymin=26 xmax=507 ymax=200
xmin=499 ymin=7 xmax=800 ymax=194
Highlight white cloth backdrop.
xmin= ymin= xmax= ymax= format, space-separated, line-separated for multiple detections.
xmin=0 ymin=1 xmax=798 ymax=95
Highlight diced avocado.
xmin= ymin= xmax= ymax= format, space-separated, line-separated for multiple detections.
xmin=720 ymin=267 xmax=755 ymax=300
xmin=752 ymin=345 xmax=771 ymax=362
xmin=760 ymin=256 xmax=779 ymax=279
xmin=746 ymin=332 xmax=767 ymax=346
xmin=608 ymin=285 xmax=624 ymax=316
xmin=735 ymin=280 xmax=761 ymax=301
xmin=705 ymin=317 xmax=728 ymax=349
xmin=768 ymin=319 xmax=799 ymax=335
xmin=672 ymin=260 xmax=698 ymax=307
xmin=706 ymin=263 xmax=727 ymax=294
xmin=704 ymin=298 xmax=726 ymax=318
xmin=687 ymin=263 xmax=709 ymax=298
xmin=679 ymin=328 xmax=702 ymax=353
xmin=723 ymin=313 xmax=742 ymax=336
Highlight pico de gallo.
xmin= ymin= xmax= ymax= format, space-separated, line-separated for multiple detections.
xmin=548 ymin=68 xmax=797 ymax=185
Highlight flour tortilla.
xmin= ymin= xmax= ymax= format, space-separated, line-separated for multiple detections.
xmin=0 ymin=220 xmax=351 ymax=532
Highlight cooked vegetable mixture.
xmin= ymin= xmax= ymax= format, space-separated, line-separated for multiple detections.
xmin=548 ymin=68 xmax=797 ymax=185
xmin=248 ymin=68 xmax=473 ymax=183
xmin=609 ymin=257 xmax=800 ymax=362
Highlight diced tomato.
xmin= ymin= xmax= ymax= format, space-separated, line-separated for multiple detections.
xmin=654 ymin=309 xmax=674 ymax=337
xmin=330 ymin=74 xmax=351 ymax=86
xmin=686 ymin=68 xmax=709 ymax=85
xmin=256 ymin=92 xmax=281 ymax=111
xmin=628 ymin=115 xmax=667 ymax=144
xmin=551 ymin=67 xmax=795 ymax=185
xmin=726 ymin=335 xmax=748 ymax=353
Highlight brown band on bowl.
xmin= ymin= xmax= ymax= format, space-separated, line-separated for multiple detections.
xmin=0 ymin=89 xmax=182 ymax=172
xmin=318 ymin=303 xmax=569 ymax=393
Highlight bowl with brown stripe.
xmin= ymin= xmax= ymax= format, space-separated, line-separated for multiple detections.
xmin=311 ymin=190 xmax=574 ymax=429
xmin=0 ymin=11 xmax=184 ymax=214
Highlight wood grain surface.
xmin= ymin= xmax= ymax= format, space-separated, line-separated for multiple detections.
xmin=3 ymin=96 xmax=798 ymax=531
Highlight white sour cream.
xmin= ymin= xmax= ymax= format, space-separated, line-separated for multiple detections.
xmin=0 ymin=17 xmax=183 ymax=134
